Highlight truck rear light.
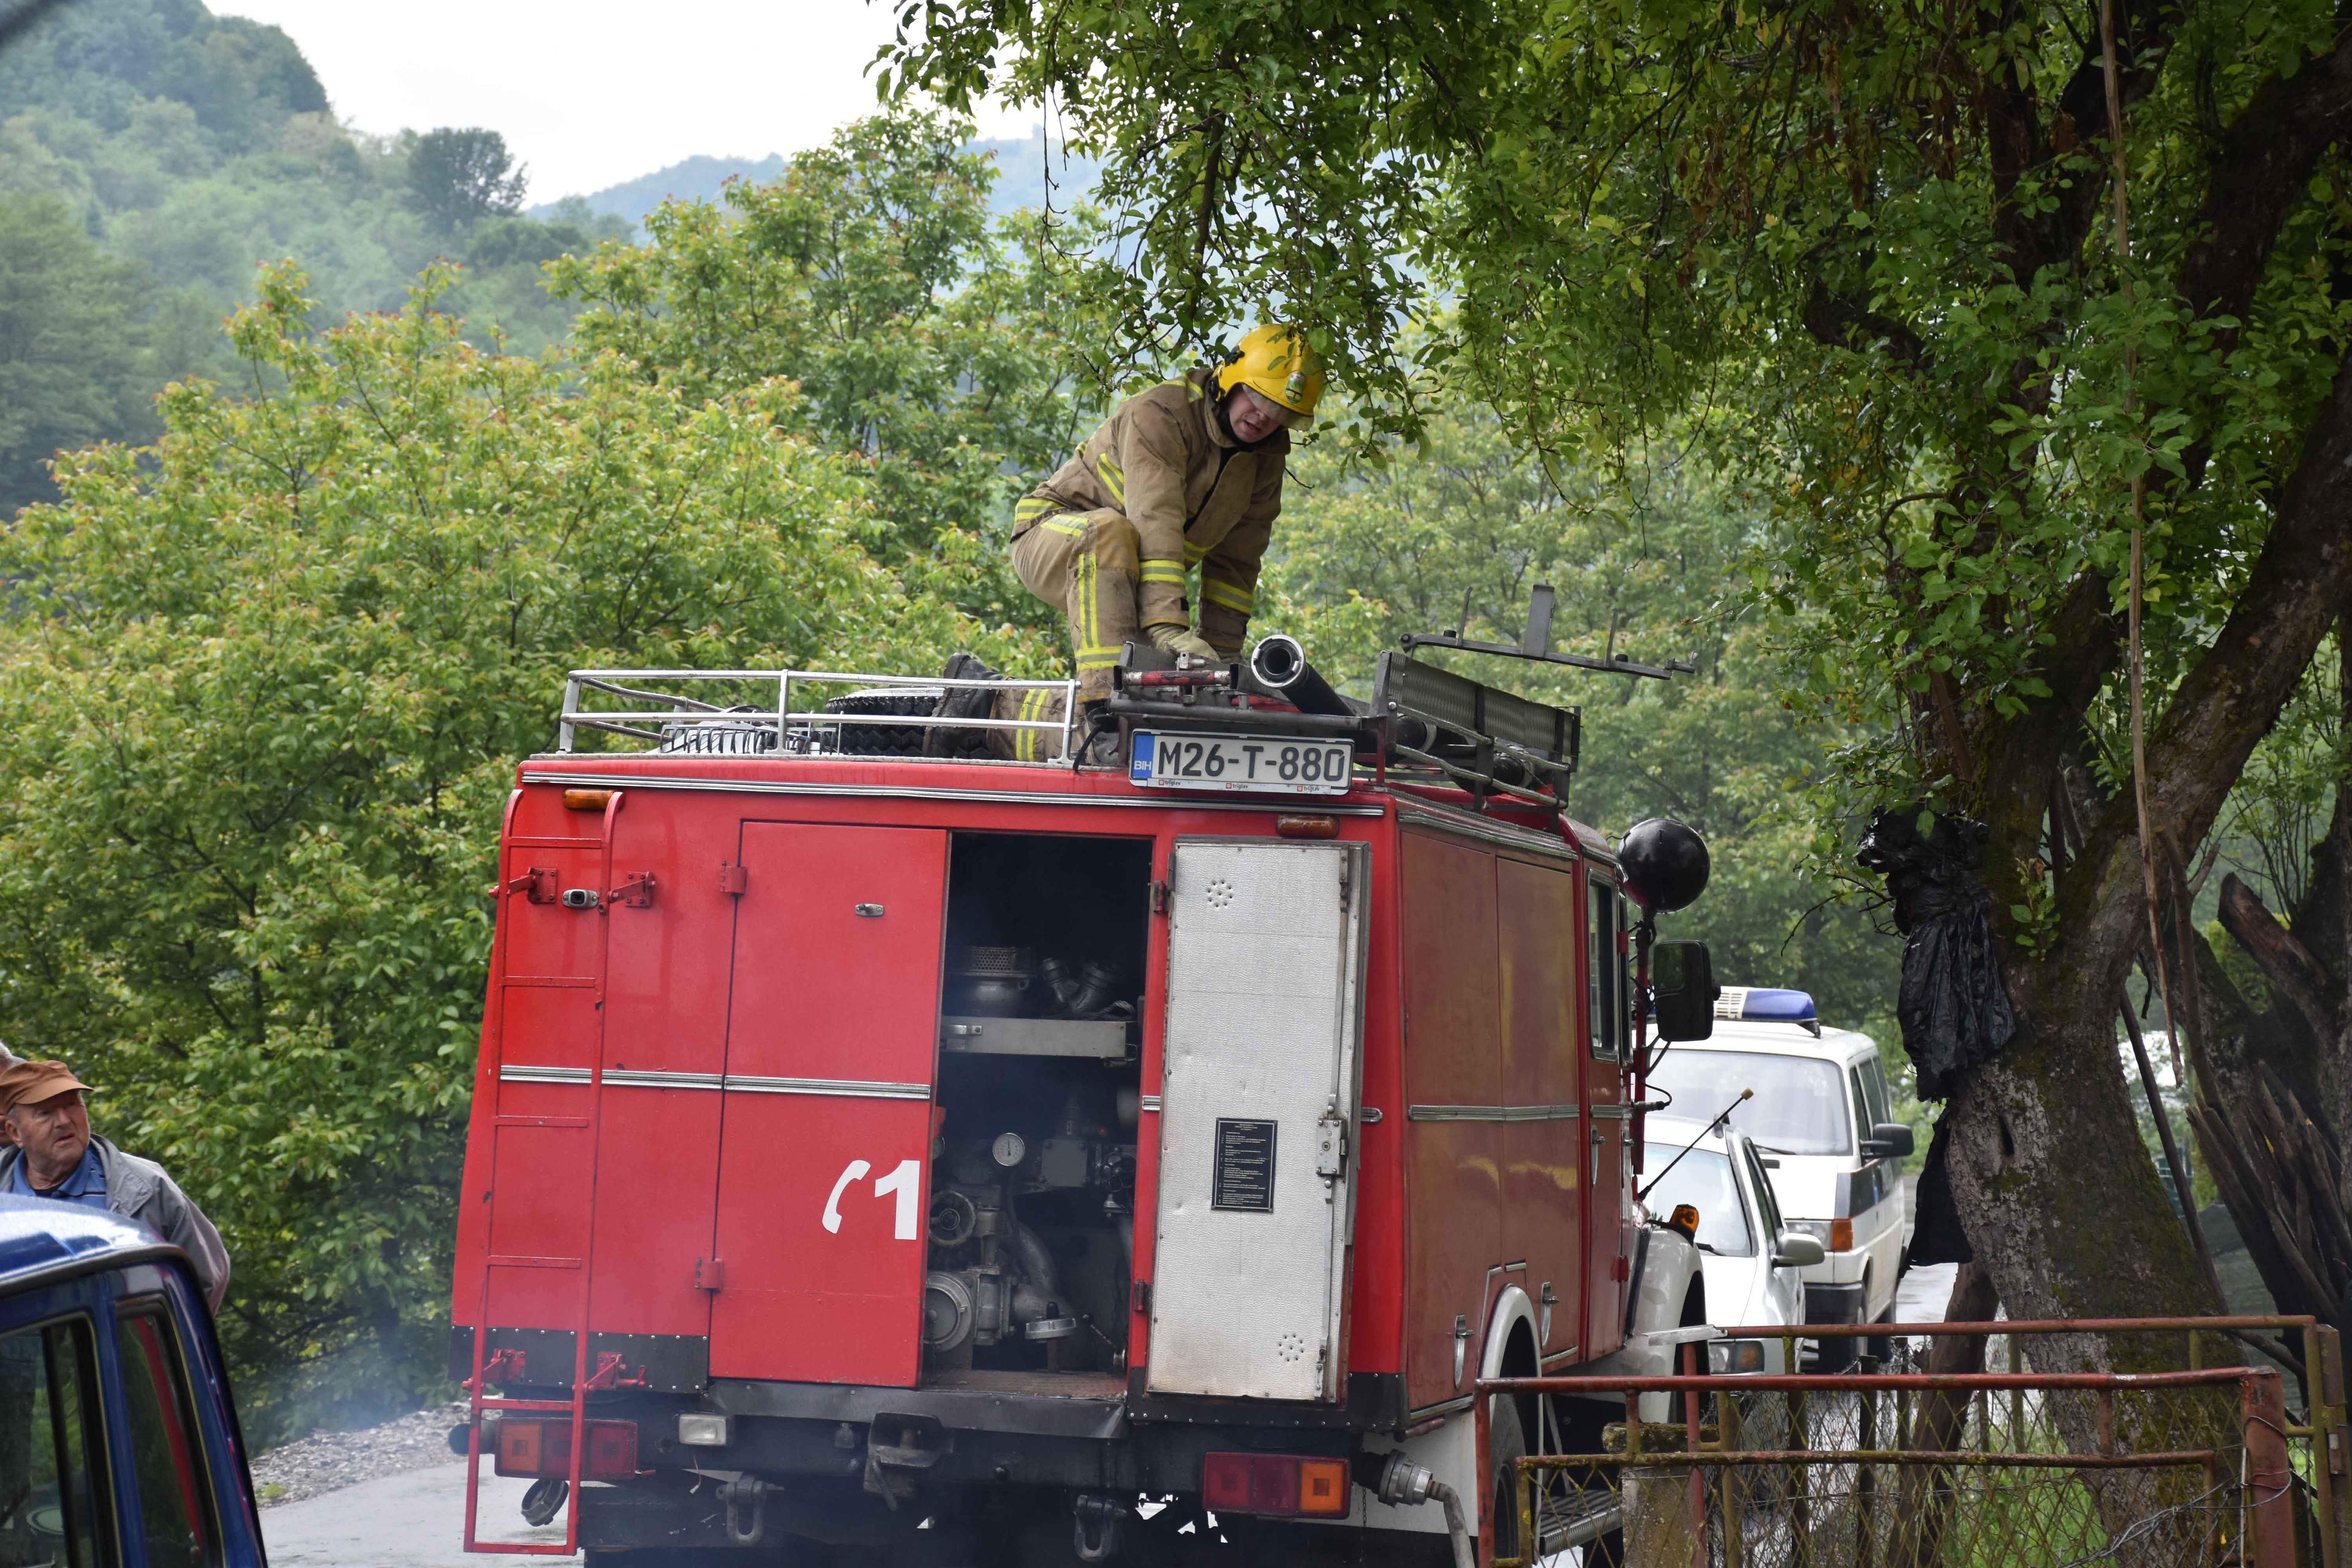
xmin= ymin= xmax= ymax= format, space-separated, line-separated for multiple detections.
xmin=491 ymin=1417 xmax=640 ymax=1480
xmin=1200 ymin=1452 xmax=1351 ymax=1518
xmin=676 ymin=1412 xmax=731 ymax=1447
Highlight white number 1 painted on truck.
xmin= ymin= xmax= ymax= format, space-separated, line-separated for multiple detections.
xmin=821 ymin=1158 xmax=922 ymax=1240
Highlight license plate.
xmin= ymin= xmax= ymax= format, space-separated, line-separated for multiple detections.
xmin=1129 ymin=731 xmax=1353 ymax=795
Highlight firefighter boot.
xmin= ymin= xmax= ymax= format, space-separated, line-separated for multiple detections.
xmin=927 ymin=651 xmax=1000 ymax=756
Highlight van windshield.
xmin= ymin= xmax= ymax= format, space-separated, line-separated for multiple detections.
xmin=1641 ymin=1145 xmax=1754 ymax=1256
xmin=1648 ymin=1050 xmax=1853 ymax=1156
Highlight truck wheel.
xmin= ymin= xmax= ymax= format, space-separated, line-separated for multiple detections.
xmin=1488 ymin=1392 xmax=1528 ymax=1562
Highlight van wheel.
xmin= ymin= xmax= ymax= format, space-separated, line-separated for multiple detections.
xmin=1488 ymin=1391 xmax=1528 ymax=1562
xmin=1868 ymin=1300 xmax=1897 ymax=1364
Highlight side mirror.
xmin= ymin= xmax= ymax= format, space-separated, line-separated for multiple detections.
xmin=1651 ymin=940 xmax=1718 ymax=1042
xmin=1861 ymin=1121 xmax=1916 ymax=1159
xmin=1773 ymin=1231 xmax=1826 ymax=1268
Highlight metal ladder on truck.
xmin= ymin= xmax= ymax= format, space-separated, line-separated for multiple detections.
xmin=461 ymin=788 xmax=627 ymax=1556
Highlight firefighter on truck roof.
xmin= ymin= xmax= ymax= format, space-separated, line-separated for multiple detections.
xmin=955 ymin=325 xmax=1325 ymax=761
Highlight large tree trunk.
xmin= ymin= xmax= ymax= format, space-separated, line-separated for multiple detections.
xmin=1940 ymin=1001 xmax=2217 ymax=1348
xmin=1937 ymin=352 xmax=2352 ymax=1365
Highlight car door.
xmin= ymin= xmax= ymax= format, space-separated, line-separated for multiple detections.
xmin=1744 ymin=1142 xmax=1804 ymax=1335
xmin=1846 ymin=1061 xmax=1902 ymax=1317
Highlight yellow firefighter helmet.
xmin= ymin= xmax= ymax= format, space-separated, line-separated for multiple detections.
xmin=1216 ymin=323 xmax=1326 ymax=421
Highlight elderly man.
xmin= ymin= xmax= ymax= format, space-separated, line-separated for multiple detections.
xmin=0 ymin=1060 xmax=229 ymax=1309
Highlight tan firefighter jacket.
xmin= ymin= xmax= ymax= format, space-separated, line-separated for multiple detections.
xmin=1013 ymin=368 xmax=1290 ymax=653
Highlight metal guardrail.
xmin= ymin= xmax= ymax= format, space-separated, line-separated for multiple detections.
xmin=1476 ymin=1317 xmax=2348 ymax=1568
xmin=553 ymin=668 xmax=1080 ymax=759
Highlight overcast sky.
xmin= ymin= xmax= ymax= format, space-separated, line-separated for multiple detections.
xmin=211 ymin=1 xmax=1037 ymax=202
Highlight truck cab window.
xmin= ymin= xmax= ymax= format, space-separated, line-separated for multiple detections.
xmin=0 ymin=1319 xmax=105 ymax=1567
xmin=1588 ymin=881 xmax=1621 ymax=1061
xmin=116 ymin=1309 xmax=218 ymax=1568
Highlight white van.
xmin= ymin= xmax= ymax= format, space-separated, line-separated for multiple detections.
xmin=1645 ymin=987 xmax=1913 ymax=1366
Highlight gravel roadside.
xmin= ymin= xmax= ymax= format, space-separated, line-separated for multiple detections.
xmin=251 ymin=1401 xmax=470 ymax=1508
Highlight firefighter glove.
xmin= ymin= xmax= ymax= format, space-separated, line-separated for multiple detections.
xmin=1148 ymin=624 xmax=1221 ymax=663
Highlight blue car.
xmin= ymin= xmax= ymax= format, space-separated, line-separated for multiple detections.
xmin=0 ymin=1194 xmax=264 ymax=1566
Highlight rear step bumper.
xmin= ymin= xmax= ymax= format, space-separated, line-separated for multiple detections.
xmin=706 ymin=1373 xmax=1128 ymax=1441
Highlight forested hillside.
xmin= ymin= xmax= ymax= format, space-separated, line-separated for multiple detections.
xmin=0 ymin=0 xmax=628 ymax=511
xmin=533 ymin=134 xmax=1095 ymax=235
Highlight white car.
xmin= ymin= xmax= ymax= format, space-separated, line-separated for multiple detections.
xmin=1645 ymin=987 xmax=1914 ymax=1368
xmin=1641 ymin=1117 xmax=1820 ymax=1373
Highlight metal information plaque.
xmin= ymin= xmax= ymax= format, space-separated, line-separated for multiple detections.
xmin=1211 ymin=1118 xmax=1278 ymax=1212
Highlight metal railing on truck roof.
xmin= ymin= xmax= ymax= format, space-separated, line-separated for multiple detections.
xmin=554 ymin=668 xmax=1079 ymax=760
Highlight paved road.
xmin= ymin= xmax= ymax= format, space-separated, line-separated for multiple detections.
xmin=258 ymin=1263 xmax=1975 ymax=1566
xmin=263 ymin=1465 xmax=576 ymax=1566
xmin=1893 ymin=1259 xmax=1958 ymax=1326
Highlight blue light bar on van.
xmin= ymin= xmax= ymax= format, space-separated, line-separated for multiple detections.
xmin=1713 ymin=986 xmax=1819 ymax=1028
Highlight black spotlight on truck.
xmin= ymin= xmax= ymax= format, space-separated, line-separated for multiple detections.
xmin=1621 ymin=818 xmax=1711 ymax=914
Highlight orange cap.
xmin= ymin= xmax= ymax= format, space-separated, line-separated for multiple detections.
xmin=0 ymin=1061 xmax=93 ymax=1114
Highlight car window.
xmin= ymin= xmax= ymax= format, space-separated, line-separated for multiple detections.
xmin=1642 ymin=1144 xmax=1754 ymax=1256
xmin=1588 ymin=882 xmax=1620 ymax=1061
xmin=1863 ymin=1058 xmax=1894 ymax=1128
xmin=1744 ymin=1144 xmax=1786 ymax=1241
xmin=116 ymin=1308 xmax=220 ymax=1567
xmin=0 ymin=1317 xmax=106 ymax=1567
xmin=1645 ymin=1049 xmax=1854 ymax=1155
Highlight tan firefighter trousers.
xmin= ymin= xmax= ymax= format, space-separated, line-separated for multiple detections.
xmin=1012 ymin=507 xmax=1144 ymax=701
xmin=981 ymin=508 xmax=1147 ymax=760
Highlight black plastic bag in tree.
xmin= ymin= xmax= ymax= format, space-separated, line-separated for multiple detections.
xmin=1855 ymin=808 xmax=2018 ymax=1101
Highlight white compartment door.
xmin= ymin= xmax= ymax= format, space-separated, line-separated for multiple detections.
xmin=1148 ymin=838 xmax=1367 ymax=1401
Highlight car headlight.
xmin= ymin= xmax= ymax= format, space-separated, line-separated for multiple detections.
xmin=1709 ymin=1339 xmax=1767 ymax=1374
xmin=1790 ymin=1218 xmax=1852 ymax=1250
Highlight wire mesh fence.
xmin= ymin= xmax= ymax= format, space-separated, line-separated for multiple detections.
xmin=1479 ymin=1319 xmax=2346 ymax=1568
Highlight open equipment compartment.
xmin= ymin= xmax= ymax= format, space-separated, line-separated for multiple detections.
xmin=920 ymin=832 xmax=1152 ymax=1386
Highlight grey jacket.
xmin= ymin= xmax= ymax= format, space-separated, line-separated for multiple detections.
xmin=0 ymin=1136 xmax=230 ymax=1310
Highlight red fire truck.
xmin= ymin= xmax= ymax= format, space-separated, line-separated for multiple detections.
xmin=450 ymin=635 xmax=1719 ymax=1566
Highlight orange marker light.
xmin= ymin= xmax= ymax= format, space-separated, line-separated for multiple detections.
xmin=1829 ymin=1218 xmax=1853 ymax=1253
xmin=1298 ymin=1457 xmax=1350 ymax=1516
xmin=1275 ymin=815 xmax=1341 ymax=839
xmin=564 ymin=788 xmax=614 ymax=811
xmin=1668 ymin=1204 xmax=1701 ymax=1240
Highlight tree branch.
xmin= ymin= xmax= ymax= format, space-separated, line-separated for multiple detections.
xmin=2145 ymin=350 xmax=2352 ymax=850
xmin=2176 ymin=27 xmax=2352 ymax=334
xmin=1802 ymin=279 xmax=1928 ymax=367
xmin=2219 ymin=872 xmax=2341 ymax=1047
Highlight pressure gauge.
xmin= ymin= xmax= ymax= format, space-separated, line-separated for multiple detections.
xmin=991 ymin=1131 xmax=1028 ymax=1169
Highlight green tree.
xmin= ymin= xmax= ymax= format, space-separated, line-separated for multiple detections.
xmin=550 ymin=107 xmax=1104 ymax=592
xmin=1261 ymin=402 xmax=1901 ymax=1046
xmin=405 ymin=126 xmax=528 ymax=232
xmin=888 ymin=0 xmax=2352 ymax=1358
xmin=0 ymin=263 xmax=1031 ymax=1438
xmin=0 ymin=195 xmax=155 ymax=513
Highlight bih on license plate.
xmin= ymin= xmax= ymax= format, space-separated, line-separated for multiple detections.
xmin=1129 ymin=731 xmax=1353 ymax=795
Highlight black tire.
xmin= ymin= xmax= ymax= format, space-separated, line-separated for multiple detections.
xmin=1488 ymin=1390 xmax=1529 ymax=1562
xmin=1812 ymin=1327 xmax=1860 ymax=1372
xmin=1868 ymin=1297 xmax=1898 ymax=1364
xmin=824 ymin=687 xmax=942 ymax=755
